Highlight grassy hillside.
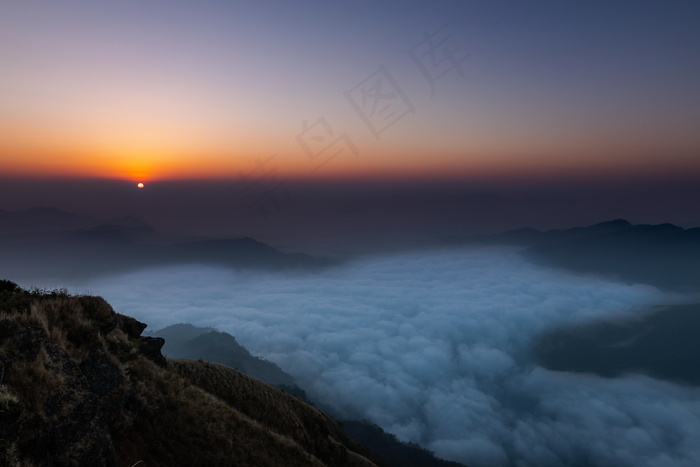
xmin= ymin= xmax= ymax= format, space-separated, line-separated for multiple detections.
xmin=0 ymin=280 xmax=383 ymax=466
xmin=154 ymin=325 xmax=469 ymax=467
xmin=170 ymin=360 xmax=380 ymax=466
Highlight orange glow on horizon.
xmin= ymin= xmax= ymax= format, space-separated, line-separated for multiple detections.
xmin=2 ymin=129 xmax=699 ymax=184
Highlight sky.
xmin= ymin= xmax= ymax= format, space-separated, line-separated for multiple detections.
xmin=5 ymin=4 xmax=700 ymax=464
xmin=1 ymin=1 xmax=700 ymax=240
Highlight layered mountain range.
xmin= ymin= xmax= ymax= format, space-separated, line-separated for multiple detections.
xmin=450 ymin=218 xmax=700 ymax=291
xmin=0 ymin=207 xmax=329 ymax=280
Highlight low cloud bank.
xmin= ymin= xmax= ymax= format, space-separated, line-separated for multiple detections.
xmin=59 ymin=248 xmax=700 ymax=466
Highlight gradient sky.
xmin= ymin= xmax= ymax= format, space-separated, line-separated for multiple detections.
xmin=2 ymin=0 xmax=699 ymax=183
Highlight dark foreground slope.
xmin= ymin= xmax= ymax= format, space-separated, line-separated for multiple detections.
xmin=170 ymin=360 xmax=379 ymax=466
xmin=0 ymin=280 xmax=382 ymax=467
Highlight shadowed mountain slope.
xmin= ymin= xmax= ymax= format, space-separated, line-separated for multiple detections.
xmin=340 ymin=421 xmax=465 ymax=467
xmin=535 ymin=302 xmax=700 ymax=385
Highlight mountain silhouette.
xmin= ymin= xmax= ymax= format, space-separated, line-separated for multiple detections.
xmin=535 ymin=302 xmax=700 ymax=385
xmin=0 ymin=207 xmax=332 ymax=280
xmin=451 ymin=219 xmax=700 ymax=290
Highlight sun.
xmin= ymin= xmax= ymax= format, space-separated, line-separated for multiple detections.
xmin=137 ymin=183 xmax=144 ymax=189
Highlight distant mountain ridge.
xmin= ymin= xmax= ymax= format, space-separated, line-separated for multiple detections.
xmin=0 ymin=207 xmax=331 ymax=280
xmin=454 ymin=219 xmax=699 ymax=245
xmin=450 ymin=219 xmax=700 ymax=290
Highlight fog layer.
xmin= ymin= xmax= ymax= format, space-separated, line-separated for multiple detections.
xmin=49 ymin=248 xmax=700 ymax=466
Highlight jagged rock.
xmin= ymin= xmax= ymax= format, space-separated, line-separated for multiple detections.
xmin=139 ymin=336 xmax=167 ymax=368
xmin=121 ymin=316 xmax=147 ymax=338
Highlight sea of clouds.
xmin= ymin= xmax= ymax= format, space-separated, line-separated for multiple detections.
xmin=53 ymin=247 xmax=700 ymax=466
